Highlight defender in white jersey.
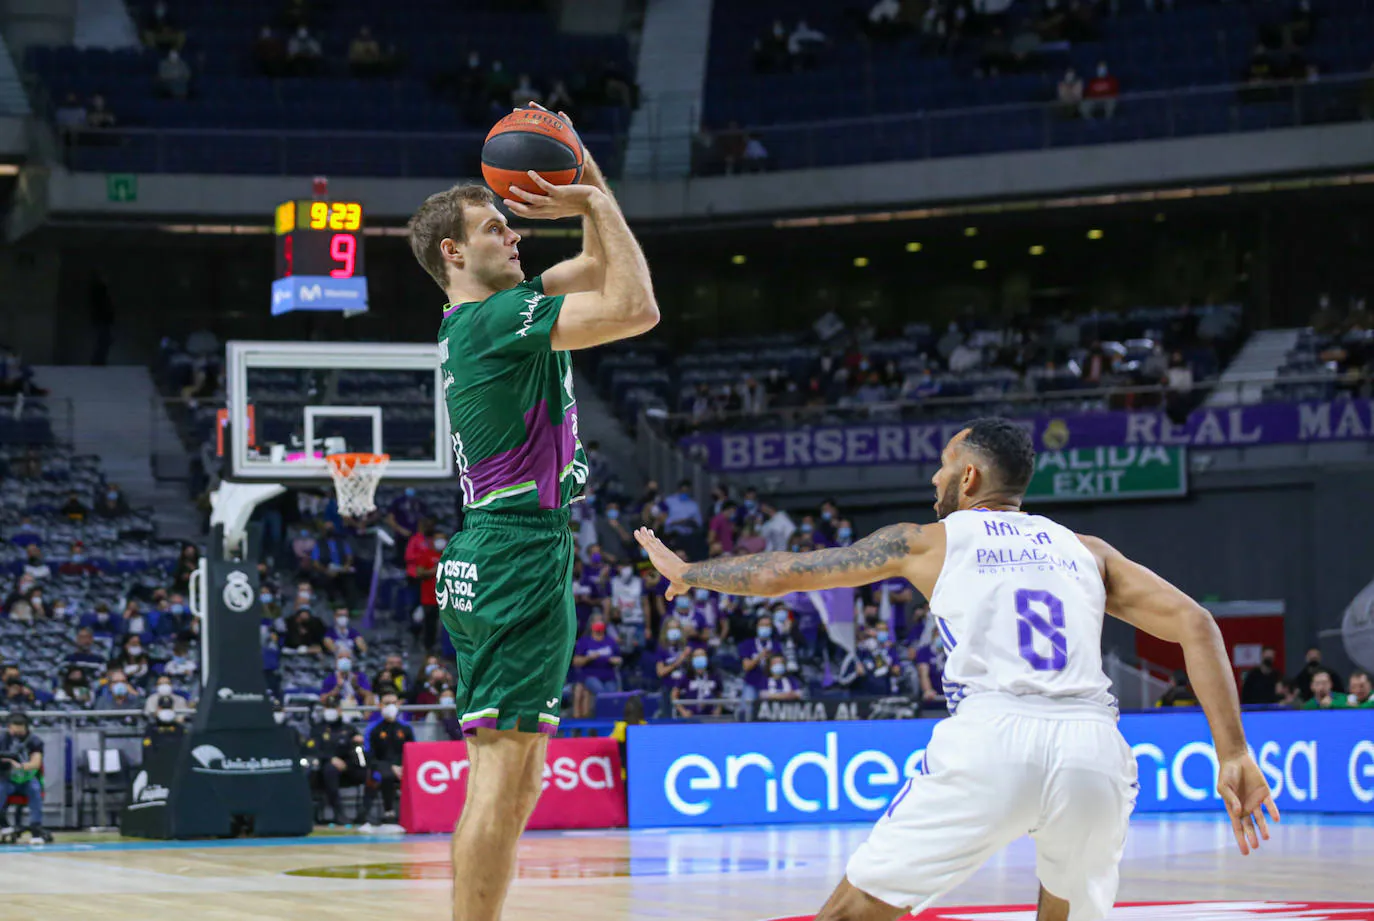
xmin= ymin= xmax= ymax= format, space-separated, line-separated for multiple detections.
xmin=636 ymin=418 xmax=1279 ymax=921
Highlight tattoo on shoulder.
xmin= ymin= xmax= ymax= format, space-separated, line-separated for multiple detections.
xmin=681 ymin=522 xmax=923 ymax=595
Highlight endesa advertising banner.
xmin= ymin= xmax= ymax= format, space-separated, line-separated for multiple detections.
xmin=627 ymin=710 xmax=1374 ymax=828
xmin=401 ymin=737 xmax=627 ymax=834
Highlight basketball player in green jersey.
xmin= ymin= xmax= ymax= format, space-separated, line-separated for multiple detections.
xmin=406 ymin=142 xmax=656 ymax=921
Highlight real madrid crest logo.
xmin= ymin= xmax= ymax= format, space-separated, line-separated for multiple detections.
xmin=1041 ymin=418 xmax=1070 ymax=451
xmin=222 ymin=570 xmax=255 ymax=613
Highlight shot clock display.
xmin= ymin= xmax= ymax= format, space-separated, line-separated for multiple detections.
xmin=271 ymin=200 xmax=370 ymax=316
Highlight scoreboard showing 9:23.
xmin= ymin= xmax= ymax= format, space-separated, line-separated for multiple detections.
xmin=270 ymin=200 xmax=370 ymax=316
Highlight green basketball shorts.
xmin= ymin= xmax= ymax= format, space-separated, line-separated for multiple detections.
xmin=437 ymin=508 xmax=575 ymax=736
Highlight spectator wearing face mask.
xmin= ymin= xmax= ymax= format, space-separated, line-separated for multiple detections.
xmin=760 ymin=654 xmax=804 ymax=701
xmin=653 ymin=616 xmax=695 ymax=700
xmin=284 ymin=606 xmax=327 ymax=656
xmin=833 ymin=519 xmax=855 ymax=548
xmin=405 ymin=520 xmax=443 ymax=652
xmin=433 ymin=689 xmax=464 ymax=740
xmin=363 ymin=693 xmax=414 ymax=825
xmin=737 ymin=615 xmax=779 ymax=701
xmin=144 ymin=694 xmax=189 ymax=750
xmin=609 ymin=563 xmax=648 ymax=654
xmin=59 ymin=541 xmax=98 ymax=577
xmin=80 ymin=603 xmax=122 ymax=637
xmin=599 ymin=502 xmax=633 ymax=563
xmin=1292 ymin=646 xmax=1343 ymax=700
xmin=581 ymin=544 xmax=613 ymax=618
xmin=95 ymin=668 xmax=143 ymax=710
xmin=1241 ymin=646 xmax=1284 ymax=704
xmin=163 ymin=640 xmax=198 ymax=679
xmin=673 ymin=649 xmax=724 ymax=717
xmin=111 ymin=635 xmax=152 ymax=688
xmin=0 ymin=712 xmax=50 ymax=842
xmin=2 ymin=666 xmax=37 ymax=708
xmin=413 ymin=662 xmax=452 ymax=707
xmin=21 ymin=545 xmax=51 ymax=583
xmin=65 ymin=628 xmax=106 ymax=673
xmin=308 ymin=699 xmax=368 ymax=825
xmin=817 ymin=500 xmax=842 ymax=543
xmin=859 ymin=625 xmax=905 ymax=696
xmin=97 ymin=484 xmax=131 ymax=518
xmin=572 ymin=615 xmax=622 ymax=718
xmin=320 ymin=654 xmax=373 ymax=707
xmin=387 ymin=487 xmax=429 ymax=543
xmin=324 ymin=608 xmax=368 ymax=658
xmin=707 ymin=501 xmax=737 ymax=556
xmin=684 ymin=587 xmax=728 ymax=649
xmin=661 ymin=480 xmax=704 ymax=538
xmin=143 ymin=677 xmax=190 ymax=719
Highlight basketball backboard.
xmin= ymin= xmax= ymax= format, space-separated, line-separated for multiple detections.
xmin=224 ymin=341 xmax=450 ymax=481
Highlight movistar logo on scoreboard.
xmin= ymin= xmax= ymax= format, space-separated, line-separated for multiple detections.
xmin=271 ymin=275 xmax=369 ymax=316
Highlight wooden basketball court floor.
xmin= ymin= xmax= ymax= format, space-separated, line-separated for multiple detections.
xmin=3 ymin=813 xmax=1371 ymax=921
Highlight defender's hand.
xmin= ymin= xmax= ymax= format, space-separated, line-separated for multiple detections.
xmin=1217 ymin=753 xmax=1280 ymax=855
xmin=504 ymin=171 xmax=602 ymax=220
xmin=633 ymin=528 xmax=689 ymax=600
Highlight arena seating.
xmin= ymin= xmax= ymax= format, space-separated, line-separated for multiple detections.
xmin=703 ymin=0 xmax=1374 ymax=169
xmin=593 ymin=303 xmax=1244 ymax=429
xmin=26 ymin=0 xmax=632 ymax=177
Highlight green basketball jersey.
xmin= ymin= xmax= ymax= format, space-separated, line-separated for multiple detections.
xmin=438 ymin=275 xmax=588 ymax=512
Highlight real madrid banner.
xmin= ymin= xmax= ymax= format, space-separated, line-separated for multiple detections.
xmin=682 ymin=400 xmax=1374 ymax=473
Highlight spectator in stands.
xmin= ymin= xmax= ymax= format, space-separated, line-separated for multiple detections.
xmin=546 ymin=80 xmax=576 ymax=120
xmin=433 ymin=690 xmax=463 ymax=740
xmin=1241 ymin=646 xmax=1283 ymax=704
xmin=60 ymin=541 xmax=98 ymax=577
xmin=1348 ymin=670 xmax=1372 ymax=707
xmin=387 ymin=488 xmax=427 ymax=545
xmin=164 ymin=640 xmax=198 ymax=680
xmin=741 ymin=135 xmax=771 ymax=173
xmin=21 ymin=545 xmax=51 ymax=583
xmin=412 ymin=659 xmax=451 ymax=706
xmin=141 ymin=1 xmax=186 ymax=52
xmin=54 ymin=93 xmax=87 ymax=138
xmin=485 ymin=60 xmax=514 ymax=107
xmin=86 ymin=95 xmax=116 ymax=130
xmin=143 ymin=676 xmax=190 ymax=719
xmin=95 ymin=668 xmax=142 ymax=710
xmin=654 ymin=617 xmax=693 ymax=694
xmin=145 ymin=696 xmax=188 ymax=749
xmin=0 ymin=712 xmax=50 ymax=842
xmin=53 ymin=667 xmax=94 ymax=707
xmin=759 ymin=501 xmax=796 ymax=552
xmin=157 ymin=49 xmax=192 ymax=100
xmin=110 ymin=635 xmax=152 ymax=689
xmin=172 ymin=543 xmax=199 ymax=594
xmin=5 ymin=581 xmax=43 ymax=623
xmin=753 ymin=19 xmax=790 ymax=74
xmin=1292 ymin=645 xmax=1342 ymax=700
xmin=347 ymin=26 xmax=383 ymax=77
xmin=738 ymin=614 xmax=779 ymax=702
xmin=61 ymin=491 xmax=89 ymax=521
xmin=673 ymin=649 xmax=725 ymax=717
xmin=323 ymin=607 xmax=367 ymax=658
xmin=1057 ymin=68 xmax=1083 ymax=116
xmin=310 ymin=521 xmax=358 ymax=608
xmin=1156 ymin=670 xmax=1199 ymax=707
xmin=284 ymin=605 xmax=326 ymax=655
xmin=511 ymin=73 xmax=542 ymax=108
xmin=82 ymin=603 xmax=121 ymax=638
xmin=405 ymin=521 xmax=442 ymax=652
xmin=253 ymin=25 xmax=287 ymax=77
xmin=65 ymin=628 xmax=106 ymax=672
xmin=373 ymin=654 xmax=407 ymax=699
xmin=662 ymin=480 xmax=703 ymax=538
xmin=787 ymin=19 xmax=828 ymax=70
xmin=761 ymin=654 xmax=804 ymax=701
xmin=363 ymin=693 xmax=414 ymax=825
xmin=1081 ymin=61 xmax=1120 ymax=119
xmin=572 ymin=614 xmax=622 ymax=718
xmin=287 ymin=26 xmax=323 ymax=76
xmin=860 ymin=625 xmax=906 ymax=695
xmin=321 ymin=654 xmax=372 ymax=707
xmin=609 ymin=562 xmax=648 ymax=649
xmin=309 ymin=702 xmax=368 ymax=825
xmin=708 ymin=501 xmax=737 ymax=556
xmin=1304 ymin=669 xmax=1345 ymax=709
xmin=600 ymin=502 xmax=634 ymax=563
xmin=3 ymin=667 xmax=36 ymax=708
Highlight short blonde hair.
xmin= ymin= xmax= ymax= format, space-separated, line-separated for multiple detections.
xmin=406 ymin=183 xmax=496 ymax=291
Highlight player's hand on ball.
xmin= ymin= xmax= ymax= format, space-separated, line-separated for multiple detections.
xmin=633 ymin=527 xmax=689 ymax=600
xmin=503 ymin=171 xmax=601 ymax=221
xmin=1216 ymin=753 xmax=1280 ymax=855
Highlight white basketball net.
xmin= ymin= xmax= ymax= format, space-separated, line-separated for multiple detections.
xmin=326 ymin=453 xmax=390 ymax=518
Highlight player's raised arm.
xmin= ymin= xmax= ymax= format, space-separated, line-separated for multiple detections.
xmin=539 ymin=146 xmax=612 ymax=297
xmin=634 ymin=523 xmax=933 ymax=600
xmin=503 ymin=170 xmax=657 ymax=351
xmin=1080 ymin=533 xmax=1280 ymax=854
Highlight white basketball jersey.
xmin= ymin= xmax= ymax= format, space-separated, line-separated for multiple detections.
xmin=928 ymin=509 xmax=1117 ymax=715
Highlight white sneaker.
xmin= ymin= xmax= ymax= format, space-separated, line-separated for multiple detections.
xmin=357 ymin=822 xmax=376 ymax=834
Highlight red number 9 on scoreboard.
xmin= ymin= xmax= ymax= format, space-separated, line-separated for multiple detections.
xmin=330 ymin=234 xmax=357 ymax=278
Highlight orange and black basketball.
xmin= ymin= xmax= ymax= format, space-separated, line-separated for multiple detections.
xmin=481 ymin=107 xmax=584 ymax=202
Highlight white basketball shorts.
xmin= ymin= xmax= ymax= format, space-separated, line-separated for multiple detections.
xmin=846 ymin=693 xmax=1139 ymax=921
